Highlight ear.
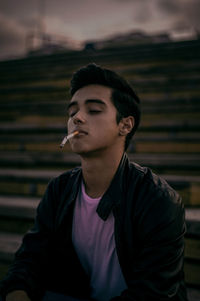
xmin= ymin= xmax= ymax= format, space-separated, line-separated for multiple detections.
xmin=119 ymin=116 xmax=135 ymax=136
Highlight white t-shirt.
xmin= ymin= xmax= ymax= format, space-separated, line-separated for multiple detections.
xmin=72 ymin=181 xmax=127 ymax=301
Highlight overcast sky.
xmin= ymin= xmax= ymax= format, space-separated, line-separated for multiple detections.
xmin=0 ymin=0 xmax=199 ymax=60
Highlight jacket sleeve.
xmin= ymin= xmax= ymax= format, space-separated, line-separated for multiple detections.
xmin=0 ymin=178 xmax=59 ymax=301
xmin=115 ymin=183 xmax=187 ymax=301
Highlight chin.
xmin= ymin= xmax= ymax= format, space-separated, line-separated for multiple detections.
xmin=70 ymin=142 xmax=95 ymax=155
xmin=72 ymin=146 xmax=98 ymax=157
xmin=71 ymin=146 xmax=90 ymax=155
xmin=70 ymin=141 xmax=111 ymax=157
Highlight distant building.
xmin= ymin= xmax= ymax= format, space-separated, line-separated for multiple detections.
xmin=27 ymin=42 xmax=69 ymax=57
xmin=84 ymin=30 xmax=171 ymax=50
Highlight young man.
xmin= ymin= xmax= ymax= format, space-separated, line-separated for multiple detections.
xmin=0 ymin=64 xmax=187 ymax=301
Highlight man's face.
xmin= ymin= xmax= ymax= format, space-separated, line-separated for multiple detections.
xmin=67 ymin=84 xmax=123 ymax=156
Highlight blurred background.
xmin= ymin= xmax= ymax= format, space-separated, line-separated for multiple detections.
xmin=0 ymin=0 xmax=200 ymax=60
xmin=0 ymin=0 xmax=200 ymax=299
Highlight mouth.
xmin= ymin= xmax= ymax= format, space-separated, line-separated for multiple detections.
xmin=74 ymin=129 xmax=88 ymax=137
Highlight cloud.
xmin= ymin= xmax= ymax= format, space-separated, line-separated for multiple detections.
xmin=157 ymin=0 xmax=200 ymax=30
xmin=0 ymin=14 xmax=26 ymax=59
xmin=0 ymin=0 xmax=199 ymax=60
xmin=156 ymin=0 xmax=180 ymax=14
xmin=184 ymin=0 xmax=200 ymax=29
xmin=45 ymin=0 xmax=138 ymax=40
xmin=0 ymin=0 xmax=37 ymax=18
xmin=132 ymin=1 xmax=153 ymax=23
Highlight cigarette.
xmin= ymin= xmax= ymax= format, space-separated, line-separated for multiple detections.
xmin=60 ymin=131 xmax=79 ymax=148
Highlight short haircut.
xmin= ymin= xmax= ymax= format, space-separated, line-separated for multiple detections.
xmin=70 ymin=63 xmax=141 ymax=150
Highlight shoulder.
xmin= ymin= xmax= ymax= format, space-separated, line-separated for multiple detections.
xmin=127 ymin=160 xmax=180 ymax=203
xmin=49 ymin=167 xmax=81 ymax=189
xmin=40 ymin=167 xmax=82 ymax=206
xmin=126 ymin=160 xmax=184 ymax=225
xmin=37 ymin=167 xmax=81 ymax=214
xmin=126 ymin=161 xmax=185 ymax=236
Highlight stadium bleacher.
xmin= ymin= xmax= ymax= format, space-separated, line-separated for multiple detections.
xmin=0 ymin=39 xmax=200 ymax=300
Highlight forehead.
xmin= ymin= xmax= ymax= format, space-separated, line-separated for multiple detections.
xmin=70 ymin=84 xmax=112 ymax=104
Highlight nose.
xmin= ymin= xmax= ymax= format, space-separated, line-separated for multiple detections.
xmin=72 ymin=111 xmax=86 ymax=124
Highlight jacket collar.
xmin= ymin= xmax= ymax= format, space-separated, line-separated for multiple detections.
xmin=96 ymin=153 xmax=129 ymax=220
xmin=64 ymin=153 xmax=129 ymax=221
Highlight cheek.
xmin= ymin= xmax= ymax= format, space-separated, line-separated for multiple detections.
xmin=92 ymin=113 xmax=117 ymax=128
xmin=92 ymin=119 xmax=119 ymax=139
xmin=67 ymin=119 xmax=72 ymax=130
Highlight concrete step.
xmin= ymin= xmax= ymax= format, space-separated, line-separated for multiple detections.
xmin=0 ymin=196 xmax=39 ymax=219
xmin=0 ymin=152 xmax=199 ymax=172
xmin=0 ymin=168 xmax=199 ymax=183
xmin=187 ymin=288 xmax=200 ymax=301
xmin=1 ymin=131 xmax=200 ymax=143
xmin=1 ymin=51 xmax=200 ymax=87
xmin=0 ymin=196 xmax=39 ymax=235
xmin=0 ymin=195 xmax=199 ymax=224
xmin=0 ymin=169 xmax=199 ymax=205
xmin=0 ymin=39 xmax=199 ymax=75
xmin=1 ymin=120 xmax=200 ymax=133
xmin=0 ymin=232 xmax=22 ymax=262
xmin=0 ymin=195 xmax=200 ymax=221
xmin=0 ymin=168 xmax=60 ymax=182
xmin=0 ymin=77 xmax=200 ymax=97
xmin=0 ymin=132 xmax=199 ymax=153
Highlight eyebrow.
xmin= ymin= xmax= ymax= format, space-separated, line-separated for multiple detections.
xmin=67 ymin=99 xmax=106 ymax=111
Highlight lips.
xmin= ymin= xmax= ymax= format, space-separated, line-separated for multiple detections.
xmin=74 ymin=129 xmax=88 ymax=136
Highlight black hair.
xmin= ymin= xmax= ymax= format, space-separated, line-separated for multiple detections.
xmin=70 ymin=63 xmax=141 ymax=150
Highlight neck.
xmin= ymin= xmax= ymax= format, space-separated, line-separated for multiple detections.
xmin=80 ymin=149 xmax=124 ymax=198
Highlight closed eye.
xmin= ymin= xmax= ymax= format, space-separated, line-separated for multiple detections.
xmin=89 ymin=110 xmax=102 ymax=114
xmin=68 ymin=108 xmax=78 ymax=117
xmin=68 ymin=111 xmax=77 ymax=117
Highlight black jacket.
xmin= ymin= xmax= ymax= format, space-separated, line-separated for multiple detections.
xmin=0 ymin=154 xmax=187 ymax=301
